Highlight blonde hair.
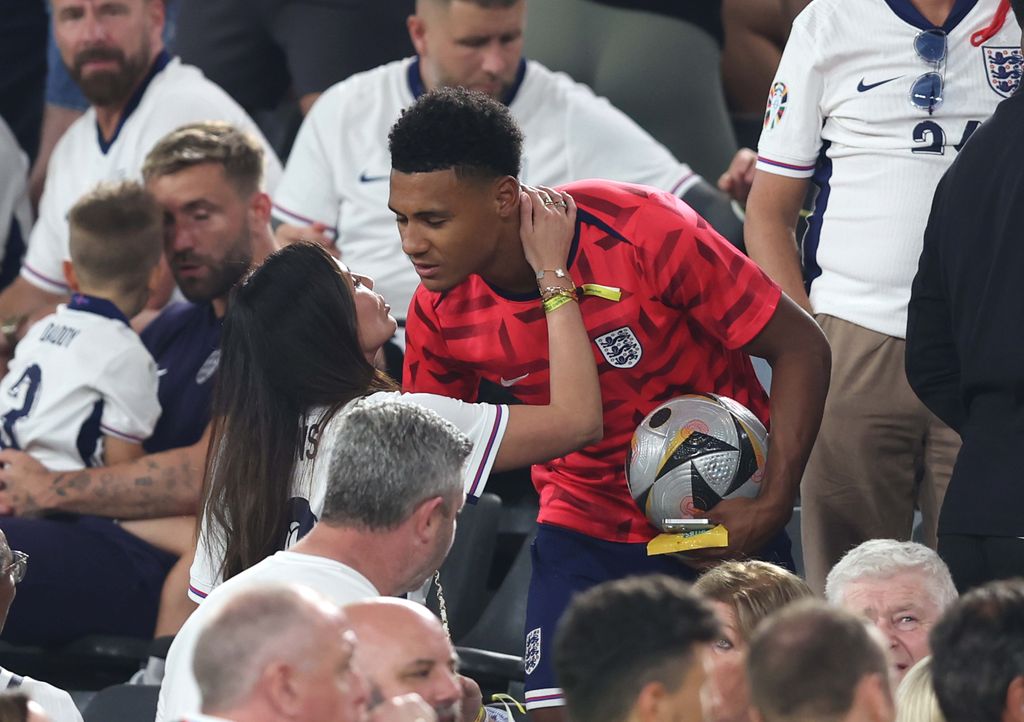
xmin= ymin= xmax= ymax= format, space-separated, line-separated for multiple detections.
xmin=694 ymin=560 xmax=813 ymax=641
xmin=897 ymin=657 xmax=946 ymax=722
xmin=142 ymin=121 xmax=264 ymax=195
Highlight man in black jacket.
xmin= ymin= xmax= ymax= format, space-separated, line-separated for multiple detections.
xmin=906 ymin=0 xmax=1024 ymax=592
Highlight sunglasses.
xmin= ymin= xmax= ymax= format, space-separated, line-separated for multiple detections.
xmin=2 ymin=551 xmax=28 ymax=584
xmin=911 ymin=29 xmax=947 ymax=114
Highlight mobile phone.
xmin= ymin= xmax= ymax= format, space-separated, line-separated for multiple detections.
xmin=662 ymin=518 xmax=714 ymax=532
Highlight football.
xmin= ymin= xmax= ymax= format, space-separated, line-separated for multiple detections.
xmin=625 ymin=393 xmax=769 ymax=531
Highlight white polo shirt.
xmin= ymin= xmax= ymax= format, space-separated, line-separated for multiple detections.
xmin=157 ymin=552 xmax=378 ymax=722
xmin=24 ymin=53 xmax=282 ymax=295
xmin=273 ymin=56 xmax=698 ymax=319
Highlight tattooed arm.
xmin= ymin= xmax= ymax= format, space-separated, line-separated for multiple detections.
xmin=0 ymin=426 xmax=209 ymax=518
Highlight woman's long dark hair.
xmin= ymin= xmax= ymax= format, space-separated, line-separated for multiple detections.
xmin=200 ymin=242 xmax=397 ymax=581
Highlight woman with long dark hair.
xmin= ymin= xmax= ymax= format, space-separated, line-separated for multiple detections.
xmin=189 ymin=187 xmax=601 ymax=598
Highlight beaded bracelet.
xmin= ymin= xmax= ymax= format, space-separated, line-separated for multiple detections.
xmin=539 ymin=284 xmax=577 ymax=301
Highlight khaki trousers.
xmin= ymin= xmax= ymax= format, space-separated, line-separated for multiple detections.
xmin=801 ymin=315 xmax=961 ymax=593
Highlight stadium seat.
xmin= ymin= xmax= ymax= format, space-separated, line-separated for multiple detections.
xmin=426 ymin=492 xmax=502 ymax=641
xmin=0 ymin=635 xmax=150 ymax=691
xmin=523 ymin=0 xmax=739 ymax=180
xmin=453 ymin=529 xmax=535 ymax=699
xmin=82 ymin=683 xmax=159 ymax=722
xmin=457 ymin=526 xmax=535 ymax=657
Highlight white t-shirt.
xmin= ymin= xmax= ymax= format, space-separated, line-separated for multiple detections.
xmin=157 ymin=552 xmax=378 ymax=722
xmin=756 ymin=0 xmax=1020 ymax=338
xmin=24 ymin=53 xmax=282 ymax=295
xmin=188 ymin=390 xmax=508 ymax=603
xmin=0 ymin=117 xmax=32 ymax=269
xmin=0 ymin=667 xmax=83 ymax=722
xmin=0 ymin=296 xmax=159 ymax=469
xmin=272 ymin=56 xmax=698 ymax=319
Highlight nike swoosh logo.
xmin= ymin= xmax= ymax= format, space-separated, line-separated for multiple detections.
xmin=157 ymin=368 xmax=168 ymax=377
xmin=857 ymin=76 xmax=903 ymax=92
xmin=359 ymin=171 xmax=389 ymax=183
xmin=499 ymin=373 xmax=529 ymax=387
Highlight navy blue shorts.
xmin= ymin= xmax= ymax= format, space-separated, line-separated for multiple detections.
xmin=523 ymin=523 xmax=792 ymax=710
xmin=0 ymin=515 xmax=177 ymax=646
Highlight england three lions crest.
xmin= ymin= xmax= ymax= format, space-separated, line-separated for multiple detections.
xmin=524 ymin=627 xmax=542 ymax=675
xmin=595 ymin=326 xmax=642 ymax=369
xmin=983 ymin=46 xmax=1022 ymax=98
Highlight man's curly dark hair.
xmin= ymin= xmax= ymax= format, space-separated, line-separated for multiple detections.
xmin=389 ymin=86 xmax=523 ymax=180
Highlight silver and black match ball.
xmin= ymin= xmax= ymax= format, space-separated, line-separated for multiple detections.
xmin=625 ymin=393 xmax=768 ymax=532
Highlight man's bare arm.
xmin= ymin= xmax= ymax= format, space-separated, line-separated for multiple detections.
xmin=0 ymin=277 xmax=67 ymax=375
xmin=744 ymin=170 xmax=813 ymax=313
xmin=0 ymin=429 xmax=209 ymax=518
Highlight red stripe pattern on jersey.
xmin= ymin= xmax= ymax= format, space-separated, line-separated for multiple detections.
xmin=404 ymin=180 xmax=781 ymax=543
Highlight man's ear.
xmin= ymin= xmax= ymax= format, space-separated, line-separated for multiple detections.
xmin=632 ymin=680 xmax=668 ymax=722
xmin=407 ymin=13 xmax=428 ymax=56
xmin=495 ymin=176 xmax=521 ymax=220
xmin=261 ymin=662 xmax=303 ymax=718
xmin=249 ymin=191 xmax=272 ymax=228
xmin=411 ymin=495 xmax=447 ymax=543
xmin=63 ymin=260 xmax=80 ymax=293
xmin=854 ymin=672 xmax=895 ymax=722
xmin=1002 ymin=675 xmax=1024 ymax=722
xmin=146 ymin=0 xmax=166 ymax=50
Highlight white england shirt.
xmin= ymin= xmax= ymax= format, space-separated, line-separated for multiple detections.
xmin=187 ymin=390 xmax=508 ymax=603
xmin=0 ymin=667 xmax=83 ymax=722
xmin=756 ymin=0 xmax=1020 ymax=338
xmin=0 ymin=295 xmax=160 ymax=469
xmin=272 ymin=57 xmax=698 ymax=320
xmin=24 ymin=53 xmax=282 ymax=295
xmin=158 ymin=552 xmax=378 ymax=722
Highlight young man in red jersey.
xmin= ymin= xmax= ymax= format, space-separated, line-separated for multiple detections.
xmin=389 ymin=87 xmax=831 ymax=721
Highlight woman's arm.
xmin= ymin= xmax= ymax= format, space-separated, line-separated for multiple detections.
xmin=492 ymin=186 xmax=603 ymax=471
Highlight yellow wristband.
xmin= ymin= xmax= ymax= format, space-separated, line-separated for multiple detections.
xmin=580 ymin=283 xmax=622 ymax=302
xmin=542 ymin=294 xmax=576 ymax=314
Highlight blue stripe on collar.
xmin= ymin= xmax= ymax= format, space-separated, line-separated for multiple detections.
xmin=883 ymin=0 xmax=981 ymax=32
xmin=407 ymin=57 xmax=427 ymax=99
xmin=68 ymin=294 xmax=131 ymax=326
xmin=95 ymin=50 xmax=171 ymax=155
xmin=407 ymin=57 xmax=528 ymax=106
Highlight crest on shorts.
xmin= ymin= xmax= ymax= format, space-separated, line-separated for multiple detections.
xmin=983 ymin=46 xmax=1022 ymax=98
xmin=763 ymin=82 xmax=789 ymax=129
xmin=524 ymin=627 xmax=542 ymax=675
xmin=595 ymin=326 xmax=643 ymax=369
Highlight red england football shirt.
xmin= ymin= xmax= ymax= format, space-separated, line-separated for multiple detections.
xmin=403 ymin=180 xmax=781 ymax=543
